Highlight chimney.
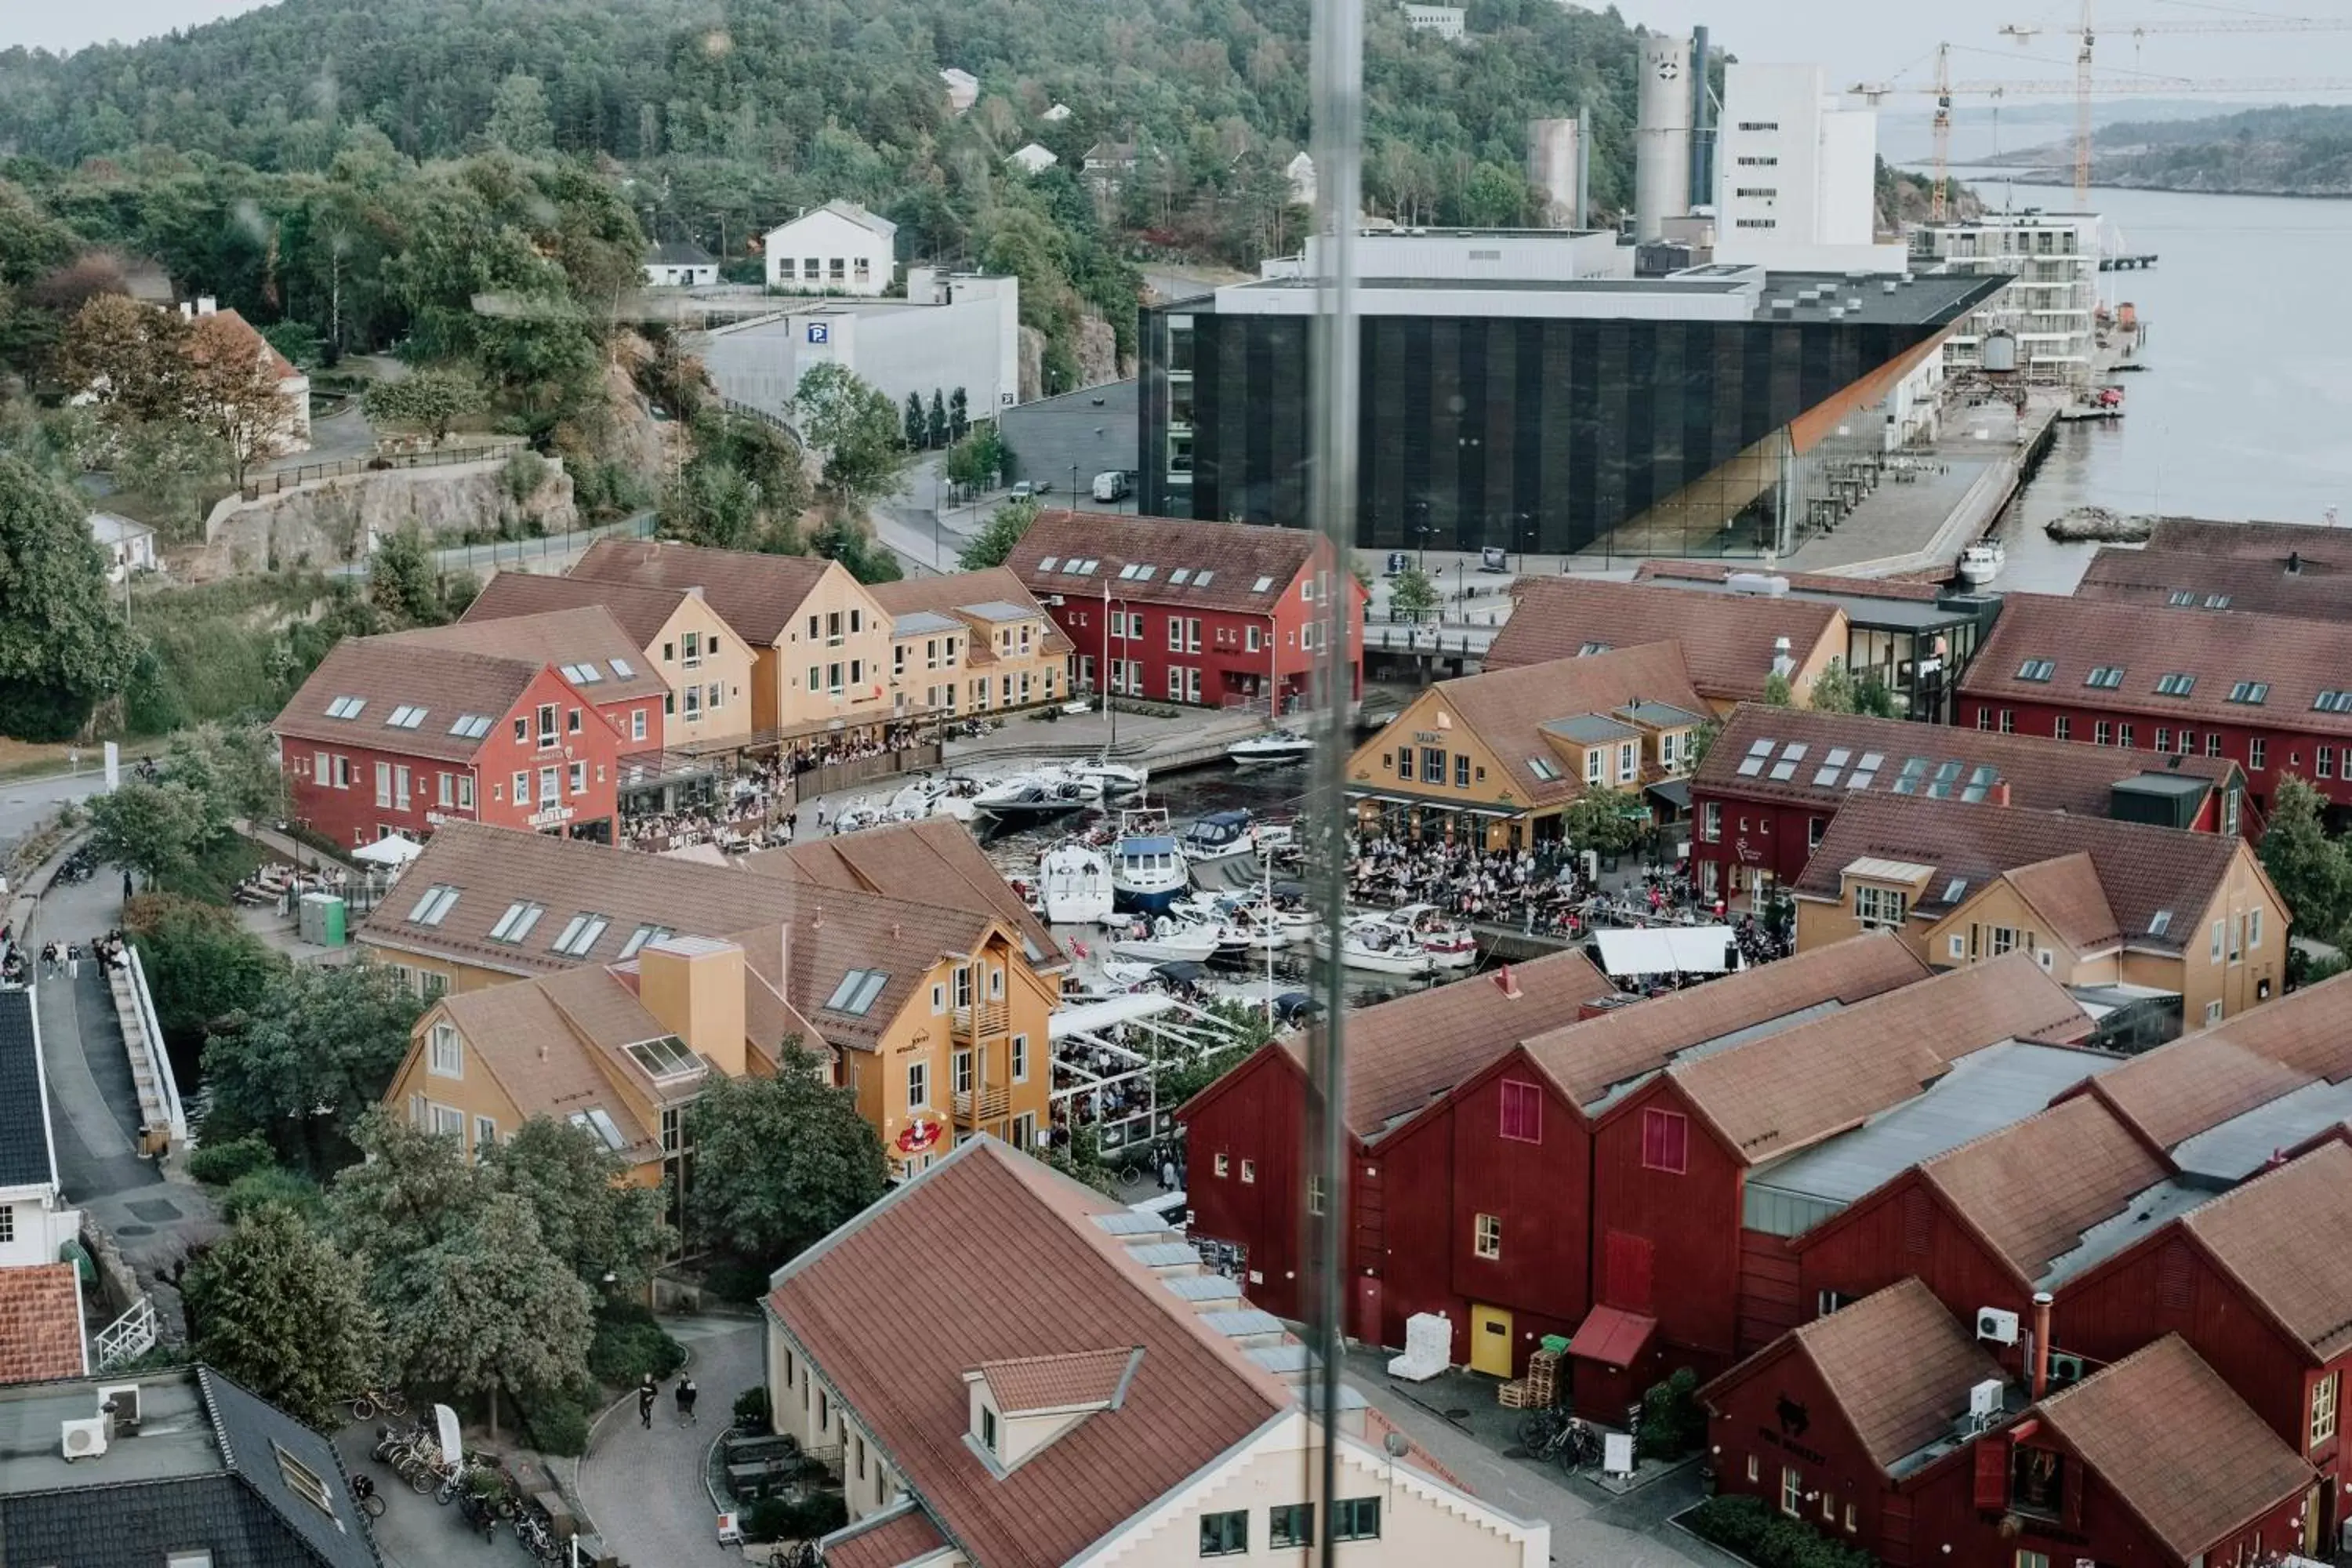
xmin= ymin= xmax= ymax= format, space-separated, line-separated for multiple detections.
xmin=1988 ymin=781 xmax=2011 ymax=807
xmin=196 ymin=295 xmax=218 ymax=316
xmin=1493 ymin=964 xmax=1521 ymax=999
xmin=637 ymin=937 xmax=748 ymax=1077
xmin=1770 ymin=635 xmax=1796 ymax=681
xmin=179 ymin=303 xmax=193 ymax=320
xmin=2030 ymin=1291 xmax=2054 ymax=1398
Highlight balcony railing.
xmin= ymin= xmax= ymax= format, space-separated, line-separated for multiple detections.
xmin=953 ymin=1087 xmax=1012 ymax=1123
xmin=953 ymin=1001 xmax=1010 ymax=1040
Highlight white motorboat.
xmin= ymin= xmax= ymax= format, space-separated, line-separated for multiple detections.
xmin=1367 ymin=902 xmax=1480 ymax=971
xmin=1112 ymin=808 xmax=1188 ymax=915
xmin=1070 ymin=759 xmax=1149 ymax=797
xmin=1108 ymin=916 xmax=1225 ymax=964
xmin=1227 ymin=729 xmax=1316 ymax=766
xmin=1038 ymin=842 xmax=1116 ymax=925
xmin=1181 ymin=810 xmax=1257 ymax=861
xmin=974 ymin=773 xmax=1091 ymax=823
xmin=1958 ymin=539 xmax=2005 ymax=588
xmin=1307 ymin=920 xmax=1437 ymax=976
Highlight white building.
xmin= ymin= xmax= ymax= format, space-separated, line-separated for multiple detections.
xmin=1005 ymin=143 xmax=1058 ymax=175
xmin=762 ymin=201 xmax=898 ymax=296
xmin=89 ymin=513 xmax=156 ymax=583
xmin=0 ymin=988 xmax=89 ymax=1382
xmin=1042 ymin=102 xmax=1073 ymax=124
xmin=1403 ymin=2 xmax=1468 ymax=38
xmin=641 ymin=241 xmax=719 ymax=289
xmin=702 ymin=267 xmax=1021 ymax=428
xmin=767 ymin=1138 xmax=1552 ymax=1568
xmin=1711 ymin=64 xmax=1905 ymax=273
xmin=939 ymin=67 xmax=979 ymax=115
xmin=1908 ymin=210 xmax=2103 ymax=387
xmin=1262 ymin=225 xmax=1632 ymax=283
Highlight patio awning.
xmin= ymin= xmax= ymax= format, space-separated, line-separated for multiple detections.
xmin=1567 ymin=1305 xmax=1657 ymax=1370
xmin=1592 ymin=926 xmax=1740 ymax=978
xmin=1645 ymin=779 xmax=1692 ymax=812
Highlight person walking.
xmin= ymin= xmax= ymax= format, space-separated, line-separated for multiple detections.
xmin=675 ymin=1377 xmax=698 ymax=1427
xmin=637 ymin=1374 xmax=657 ymax=1430
xmin=65 ymin=943 xmax=80 ymax=981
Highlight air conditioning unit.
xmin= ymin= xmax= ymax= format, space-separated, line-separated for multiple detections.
xmin=97 ymin=1384 xmax=143 ymax=1435
xmin=1968 ymin=1377 xmax=2003 ymax=1419
xmin=61 ymin=1417 xmax=109 ymax=1461
xmin=1976 ymin=1307 xmax=2021 ymax=1345
xmin=2046 ymin=1352 xmax=2088 ymax=1389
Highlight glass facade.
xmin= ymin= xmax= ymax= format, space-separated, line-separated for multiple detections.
xmin=1140 ymin=302 xmax=1992 ymax=559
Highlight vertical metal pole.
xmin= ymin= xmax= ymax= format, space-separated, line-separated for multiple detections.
xmin=1305 ymin=0 xmax=1362 ymax=1558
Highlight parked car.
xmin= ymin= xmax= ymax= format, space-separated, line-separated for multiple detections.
xmin=1008 ymin=481 xmax=1036 ymax=499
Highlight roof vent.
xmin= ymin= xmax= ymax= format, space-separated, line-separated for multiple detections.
xmin=1882 ymin=280 xmax=1900 ymax=294
xmin=1828 ymin=306 xmax=1847 ymax=319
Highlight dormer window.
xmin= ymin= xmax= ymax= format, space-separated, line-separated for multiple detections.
xmin=980 ymin=1406 xmax=999 ymax=1453
xmin=964 ymin=1348 xmax=1142 ymax=1473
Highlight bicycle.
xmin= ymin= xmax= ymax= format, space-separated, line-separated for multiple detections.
xmin=347 ymin=1387 xmax=408 ymax=1421
xmin=348 ymin=1475 xmax=385 ymax=1520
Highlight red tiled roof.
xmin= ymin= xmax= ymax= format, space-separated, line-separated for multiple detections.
xmin=1960 ymin=590 xmax=2352 ymax=734
xmin=2183 ymin=1141 xmax=2352 ymax=1361
xmin=202 ymin=306 xmax=300 ymax=382
xmin=742 ymin=816 xmax=1065 ymax=971
xmin=273 ymin=637 xmax=547 ymax=761
xmin=462 ymin=570 xmax=701 ymax=648
xmin=571 ymin=537 xmax=833 ymax=646
xmin=1918 ymin=1096 xmax=2167 ymax=1289
xmin=1008 ymin=510 xmax=1328 ymax=616
xmin=1693 ymin=702 xmax=2238 ymax=815
xmin=2147 ymin=517 xmax=2352 ymax=562
xmin=2001 ymin=852 xmax=2122 ymax=953
xmin=767 ymin=1139 xmax=1290 ymax=1568
xmin=1486 ymin=578 xmax=1845 ymax=703
xmin=2085 ymin=973 xmax=2352 ymax=1150
xmin=1632 ymin=557 xmax=1949 ymax=602
xmin=0 ymin=1263 xmax=84 ymax=1384
xmin=1396 ymin=644 xmax=1706 ymax=808
xmin=2074 ymin=544 xmax=2352 ymax=624
xmin=822 ymin=1504 xmax=950 ymax=1568
xmin=2033 ymin=1334 xmax=2314 ymax=1562
xmin=387 ymin=606 xmax=670 ymax=705
xmin=976 ymin=1348 xmax=1139 ymax=1414
xmin=1777 ymin=1279 xmax=2001 ymax=1474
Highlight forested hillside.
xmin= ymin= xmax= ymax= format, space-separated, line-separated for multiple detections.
xmin=1994 ymin=104 xmax=2352 ymax=197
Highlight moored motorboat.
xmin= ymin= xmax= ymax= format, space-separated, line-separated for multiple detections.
xmin=1112 ymin=808 xmax=1188 ymax=914
xmin=1039 ymin=841 xmax=1116 ymax=925
xmin=1226 ymin=729 xmax=1315 ymax=766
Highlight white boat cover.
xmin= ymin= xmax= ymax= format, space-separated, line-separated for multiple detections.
xmin=1592 ymin=925 xmax=1740 ymax=978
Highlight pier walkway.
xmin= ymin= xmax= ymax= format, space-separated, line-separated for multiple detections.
xmin=1785 ymin=395 xmax=2047 ymax=579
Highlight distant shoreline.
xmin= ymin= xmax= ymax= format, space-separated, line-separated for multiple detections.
xmin=1918 ymin=163 xmax=2352 ymax=202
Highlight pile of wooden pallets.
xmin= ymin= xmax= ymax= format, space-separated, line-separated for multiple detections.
xmin=1499 ymin=1348 xmax=1563 ymax=1409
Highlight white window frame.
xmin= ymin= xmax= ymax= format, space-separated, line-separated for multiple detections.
xmin=428 ymin=1022 xmax=463 ymax=1078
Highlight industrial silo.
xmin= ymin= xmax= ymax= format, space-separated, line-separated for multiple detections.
xmin=1635 ymin=34 xmax=1693 ymax=242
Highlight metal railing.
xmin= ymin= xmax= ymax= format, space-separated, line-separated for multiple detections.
xmin=96 ymin=1297 xmax=158 ymax=1369
xmin=240 ymin=439 xmax=528 ymax=498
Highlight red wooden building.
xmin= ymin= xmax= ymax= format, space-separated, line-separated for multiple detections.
xmin=1957 ymin=591 xmax=2352 ymax=819
xmin=1688 ymin=703 xmax=2246 ymax=898
xmin=274 ymin=634 xmax=630 ymax=848
xmin=1007 ymin=510 xmax=1365 ymax=711
xmin=383 ymin=607 xmax=670 ymax=753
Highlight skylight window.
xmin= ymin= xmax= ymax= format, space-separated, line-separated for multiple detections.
xmin=617 ymin=924 xmax=673 ymax=960
xmin=449 ymin=713 xmax=495 ymax=739
xmin=2148 ymin=909 xmax=2173 ymax=936
xmin=1252 ymin=575 xmax=1275 ymax=593
xmin=569 ymin=1108 xmax=628 ymax=1151
xmin=1892 ymin=757 xmax=1929 ymax=794
xmin=2085 ymin=666 xmax=2124 ymax=690
xmin=1038 ymin=556 xmax=1060 ymax=572
xmin=1170 ymin=568 xmax=1191 ymax=585
xmin=407 ymin=884 xmax=459 ymax=926
xmin=1193 ymin=571 xmax=1214 ymax=587
xmin=1943 ymin=879 xmax=1968 ymax=902
xmin=2154 ymin=673 xmax=2195 ymax=697
xmin=2016 ymin=659 xmax=2055 ymax=683
xmin=488 ymin=901 xmax=546 ymax=944
xmin=2316 ymin=691 xmax=2352 ymax=715
xmin=560 ymin=662 xmax=604 ymax=685
xmin=1118 ymin=564 xmax=1139 ymax=579
xmin=824 ymin=967 xmax=891 ymax=1015
xmin=387 ymin=704 xmax=427 ymax=728
xmin=1578 ymin=642 xmax=1611 ymax=656
xmin=2205 ymin=594 xmax=2231 ymax=609
xmin=2167 ymin=590 xmax=2195 ymax=607
xmin=624 ymin=1034 xmax=702 ymax=1080
xmin=1131 ymin=564 xmax=1156 ymax=581
xmin=1527 ymin=756 xmax=1560 ymax=781
xmin=610 ymin=657 xmax=636 ymax=679
xmin=550 ymin=913 xmax=610 ymax=957
xmin=2227 ymin=681 xmax=2269 ymax=706
xmin=325 ymin=695 xmax=367 ymax=719
xmin=1959 ymin=764 xmax=1998 ymax=804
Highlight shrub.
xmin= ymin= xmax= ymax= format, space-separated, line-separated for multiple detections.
xmin=503 ymin=450 xmax=550 ymax=504
xmin=1683 ymin=1495 xmax=1878 ymax=1568
xmin=513 ymin=1392 xmax=591 ymax=1457
xmin=742 ymin=1494 xmax=848 ymax=1544
xmin=700 ymin=1256 xmax=771 ymax=1305
xmin=219 ymin=1166 xmax=325 ymax=1223
xmin=733 ymin=1385 xmax=771 ymax=1433
xmin=586 ymin=1301 xmax=687 ymax=1385
xmin=187 ymin=1134 xmax=277 ymax=1187
xmin=1638 ymin=1366 xmax=1704 ymax=1460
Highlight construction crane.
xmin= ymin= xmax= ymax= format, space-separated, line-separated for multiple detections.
xmin=1997 ymin=5 xmax=2352 ymax=205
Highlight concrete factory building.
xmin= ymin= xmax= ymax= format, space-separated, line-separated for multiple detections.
xmin=1138 ymin=258 xmax=2003 ymax=559
xmin=1711 ymin=63 xmax=1904 ymax=274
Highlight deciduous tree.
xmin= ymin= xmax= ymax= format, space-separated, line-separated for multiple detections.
xmin=685 ymin=1040 xmax=887 ymax=1270
xmin=362 ymin=368 xmax=485 ymax=445
xmin=2261 ymin=774 xmax=2350 ymax=943
xmin=85 ymin=780 xmax=212 ymax=886
xmin=185 ymin=1204 xmax=381 ymax=1431
xmin=186 ymin=313 xmax=296 ymax=486
xmin=485 ymin=1117 xmax=674 ymax=1295
xmin=1387 ymin=565 xmax=1439 ymax=623
xmin=0 ymin=453 xmax=137 ymax=740
xmin=1560 ymin=785 xmax=1644 ymax=856
xmin=942 ymin=424 xmax=1006 ymax=492
xmin=125 ymin=893 xmax=283 ymax=1044
xmin=793 ymin=362 xmax=909 ymax=505
xmin=202 ymin=964 xmax=426 ymax=1174
xmin=958 ymin=497 xmax=1038 ymax=570
xmin=54 ymin=292 xmax=186 ymax=423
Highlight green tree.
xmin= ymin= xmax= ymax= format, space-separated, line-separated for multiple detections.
xmin=793 ymin=363 xmax=909 ymax=505
xmin=958 ymin=497 xmax=1039 ymax=570
xmin=163 ymin=719 xmax=289 ymax=825
xmin=814 ymin=520 xmax=903 ymax=583
xmin=1683 ymin=718 xmax=1722 ymax=773
xmin=948 ymin=387 xmax=971 ymax=443
xmin=927 ymin=390 xmax=949 ymax=450
xmin=53 ymin=292 xmax=187 ymax=425
xmin=202 ymin=963 xmax=426 ymax=1174
xmin=486 ymin=72 xmax=555 ymax=155
xmin=114 ymin=419 xmax=231 ymax=543
xmin=485 ymin=1116 xmax=676 ymax=1295
xmin=369 ymin=523 xmax=455 ymax=626
xmin=1806 ymin=658 xmax=1901 ymax=719
xmin=85 ymin=780 xmax=212 ymax=886
xmin=184 ymin=1204 xmax=381 ymax=1430
xmin=1388 ymin=565 xmax=1440 ymax=623
xmin=1560 ymin=785 xmax=1644 ymax=855
xmin=942 ymin=424 xmax=1006 ymax=492
xmin=0 ymin=453 xmax=137 ymax=740
xmin=187 ymin=312 xmax=297 ymax=487
xmin=363 ymin=368 xmax=486 ymax=445
xmin=903 ymin=390 xmax=925 ymax=450
xmin=326 ymin=1111 xmax=485 ymax=1269
xmin=1762 ymin=670 xmax=1795 ymax=707
xmin=685 ymin=1040 xmax=888 ymax=1270
xmin=124 ymin=892 xmax=284 ymax=1044
xmin=2261 ymin=774 xmax=2350 ymax=943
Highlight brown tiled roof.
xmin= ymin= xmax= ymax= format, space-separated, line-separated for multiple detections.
xmin=1789 ymin=792 xmax=2252 ymax=954
xmin=0 ymin=1263 xmax=84 ymax=1384
xmin=2001 ymin=853 xmax=2121 ymax=953
xmin=1786 ymin=1279 xmax=2001 ymax=1473
xmin=387 ymin=607 xmax=670 ymax=705
xmin=744 ymin=817 xmax=1065 ymax=970
xmin=2085 ymin=974 xmax=2352 ymax=1150
xmin=437 ymin=978 xmax=663 ymax=1160
xmin=871 ymin=567 xmax=1076 ymax=667
xmin=1632 ymin=557 xmax=1949 ymax=602
xmin=1960 ymin=590 xmax=2352 ymax=735
xmin=274 ymin=637 xmax=543 ymax=761
xmin=205 ymin=306 xmax=300 ymax=382
xmin=1521 ymin=931 xmax=1930 ymax=1109
xmin=2147 ymin=517 xmax=2352 ymax=562
xmin=1918 ymin=1096 xmax=2166 ymax=1288
xmin=822 ymin=1505 xmax=949 ymax=1568
xmin=1693 ymin=702 xmax=2238 ymax=815
xmin=1338 ymin=949 xmax=1613 ymax=1138
xmin=768 ymin=1138 xmax=1290 ymax=1568
xmin=462 ymin=569 xmax=699 ymax=648
xmin=1486 ymin=578 xmax=1845 ymax=702
xmin=571 ymin=537 xmax=832 ymax=646
xmin=1008 ymin=510 xmax=1327 ymax=616
xmin=2183 ymin=1141 xmax=2352 ymax=1360
xmin=1410 ymin=644 xmax=1706 ymax=808
xmin=2034 ymin=1334 xmax=2314 ymax=1561
xmin=977 ymin=1348 xmax=1139 ymax=1414
xmin=2074 ymin=544 xmax=2352 ymax=624
xmin=1661 ymin=955 xmax=2091 ymax=1166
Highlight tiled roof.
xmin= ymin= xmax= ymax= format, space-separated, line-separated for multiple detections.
xmin=768 ymin=1138 xmax=1290 ymax=1568
xmin=462 ymin=569 xmax=700 ymax=647
xmin=977 ymin=1347 xmax=1140 ymax=1413
xmin=1784 ymin=1279 xmax=2001 ymax=1474
xmin=2033 ymin=1335 xmax=2314 ymax=1562
xmin=0 ymin=989 xmax=53 ymax=1189
xmin=2147 ymin=517 xmax=2352 ymax=563
xmin=201 ymin=1367 xmax=383 ymax=1568
xmin=1632 ymin=559 xmax=1948 ymax=601
xmin=2085 ymin=973 xmax=2352 ymax=1150
xmin=439 ymin=976 xmax=660 ymax=1158
xmin=1520 ymin=931 xmax=1930 ymax=1109
xmin=1406 ymin=644 xmax=1705 ymax=808
xmin=1008 ymin=510 xmax=1326 ymax=615
xmin=1660 ymin=954 xmax=2092 ymax=1167
xmin=1336 ymin=949 xmax=1613 ymax=1138
xmin=1918 ymin=1096 xmax=2167 ymax=1288
xmin=1486 ymin=578 xmax=1845 ymax=702
xmin=204 ymin=306 xmax=301 ymax=383
xmin=744 ymin=817 xmax=1065 ymax=970
xmin=1789 ymin=792 xmax=2252 ymax=954
xmin=571 ymin=537 xmax=833 ymax=646
xmin=1693 ymin=702 xmax=2238 ymax=814
xmin=2001 ymin=852 xmax=2121 ymax=953
xmin=386 ymin=607 xmax=669 ymax=705
xmin=274 ymin=638 xmax=545 ymax=761
xmin=2183 ymin=1141 xmax=2352 ymax=1361
xmin=822 ymin=1504 xmax=950 ymax=1568
xmin=1960 ymin=590 xmax=2352 ymax=734
xmin=0 ymin=1265 xmax=83 ymax=1384
xmin=2074 ymin=544 xmax=2352 ymax=623
xmin=870 ymin=568 xmax=1054 ymax=629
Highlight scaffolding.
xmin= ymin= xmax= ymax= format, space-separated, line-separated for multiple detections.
xmin=1049 ymin=992 xmax=1260 ymax=1163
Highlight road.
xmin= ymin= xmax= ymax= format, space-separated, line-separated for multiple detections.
xmin=870 ymin=451 xmax=978 ymax=578
xmin=329 ymin=512 xmax=657 ymax=583
xmin=0 ymin=766 xmax=114 ymax=858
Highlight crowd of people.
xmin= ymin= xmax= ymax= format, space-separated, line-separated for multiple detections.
xmin=783 ymin=723 xmax=926 ymax=775
xmin=622 ymin=768 xmax=794 ymax=855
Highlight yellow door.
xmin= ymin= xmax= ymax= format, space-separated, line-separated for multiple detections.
xmin=1470 ymin=1305 xmax=1514 ymax=1377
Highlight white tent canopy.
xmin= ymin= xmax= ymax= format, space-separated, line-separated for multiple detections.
xmin=352 ymin=836 xmax=422 ymax=867
xmin=1592 ymin=925 xmax=1742 ymax=978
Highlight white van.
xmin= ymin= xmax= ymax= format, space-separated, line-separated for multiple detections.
xmin=1091 ymin=470 xmax=1131 ymax=503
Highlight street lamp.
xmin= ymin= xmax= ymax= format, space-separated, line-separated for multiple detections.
xmin=1072 ymin=463 xmax=1080 ymax=509
xmin=932 ymin=472 xmax=943 ymax=572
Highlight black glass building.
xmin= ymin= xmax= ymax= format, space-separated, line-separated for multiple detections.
xmin=1138 ymin=267 xmax=2004 ymax=558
